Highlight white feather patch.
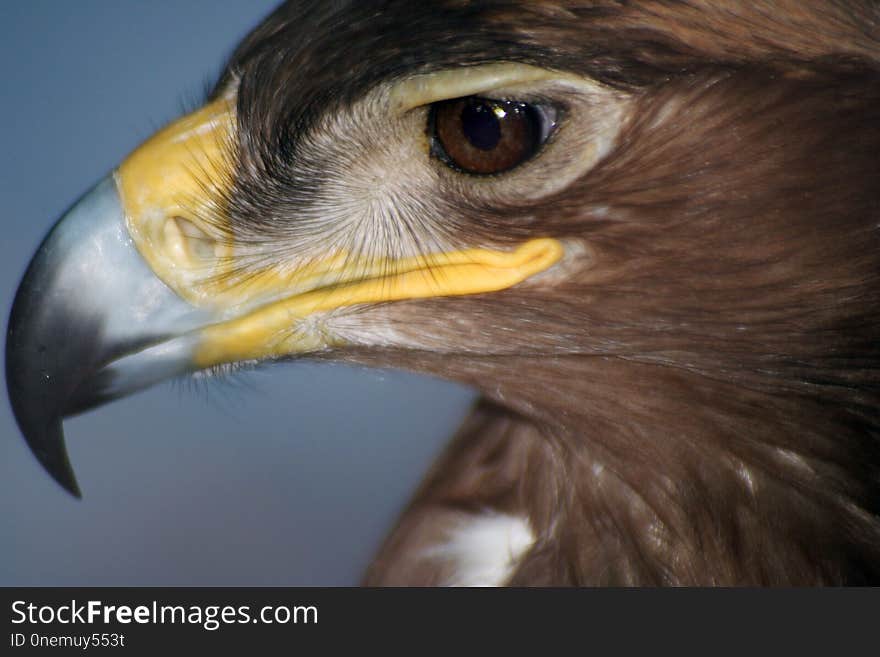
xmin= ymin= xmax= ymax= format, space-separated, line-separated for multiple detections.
xmin=426 ymin=511 xmax=535 ymax=587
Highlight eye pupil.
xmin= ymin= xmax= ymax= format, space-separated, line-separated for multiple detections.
xmin=431 ymin=96 xmax=549 ymax=175
xmin=461 ymin=101 xmax=502 ymax=151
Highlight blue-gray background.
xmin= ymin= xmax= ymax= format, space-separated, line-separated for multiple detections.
xmin=1 ymin=0 xmax=475 ymax=585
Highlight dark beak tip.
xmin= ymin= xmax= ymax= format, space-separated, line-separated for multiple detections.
xmin=9 ymin=398 xmax=82 ymax=498
xmin=49 ymin=454 xmax=83 ymax=500
xmin=30 ymin=424 xmax=82 ymax=499
xmin=32 ymin=434 xmax=83 ymax=499
xmin=54 ymin=474 xmax=83 ymax=500
xmin=6 ymin=244 xmax=85 ymax=500
xmin=27 ymin=420 xmax=82 ymax=498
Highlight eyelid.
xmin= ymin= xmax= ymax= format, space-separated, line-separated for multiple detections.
xmin=390 ymin=63 xmax=575 ymax=114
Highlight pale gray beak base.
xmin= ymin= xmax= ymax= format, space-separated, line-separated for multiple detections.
xmin=6 ymin=176 xmax=204 ymax=497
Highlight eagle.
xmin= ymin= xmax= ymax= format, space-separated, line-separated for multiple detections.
xmin=6 ymin=0 xmax=880 ymax=585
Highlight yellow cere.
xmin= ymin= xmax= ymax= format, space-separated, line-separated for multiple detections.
xmin=116 ymin=96 xmax=237 ymax=306
xmin=114 ymin=94 xmax=564 ymax=370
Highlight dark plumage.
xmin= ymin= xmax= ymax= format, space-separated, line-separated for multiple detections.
xmin=8 ymin=0 xmax=880 ymax=585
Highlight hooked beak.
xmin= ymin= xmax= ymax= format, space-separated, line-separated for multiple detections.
xmin=6 ymin=93 xmax=563 ymax=497
xmin=6 ymin=98 xmax=238 ymax=497
xmin=5 ymin=177 xmax=208 ymax=497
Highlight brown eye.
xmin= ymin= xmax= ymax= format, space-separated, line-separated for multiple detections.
xmin=430 ymin=97 xmax=556 ymax=175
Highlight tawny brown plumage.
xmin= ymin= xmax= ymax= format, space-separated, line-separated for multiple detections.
xmin=332 ymin=1 xmax=880 ymax=585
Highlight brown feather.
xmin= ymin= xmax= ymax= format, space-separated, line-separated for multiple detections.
xmin=227 ymin=0 xmax=880 ymax=584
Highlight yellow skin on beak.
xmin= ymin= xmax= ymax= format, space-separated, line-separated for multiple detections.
xmin=116 ymin=97 xmax=564 ymax=370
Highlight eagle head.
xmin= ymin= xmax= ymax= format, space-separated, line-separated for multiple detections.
xmin=7 ymin=1 xmax=880 ymax=584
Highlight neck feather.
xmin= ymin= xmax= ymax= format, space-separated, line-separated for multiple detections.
xmin=353 ymin=349 xmax=880 ymax=584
